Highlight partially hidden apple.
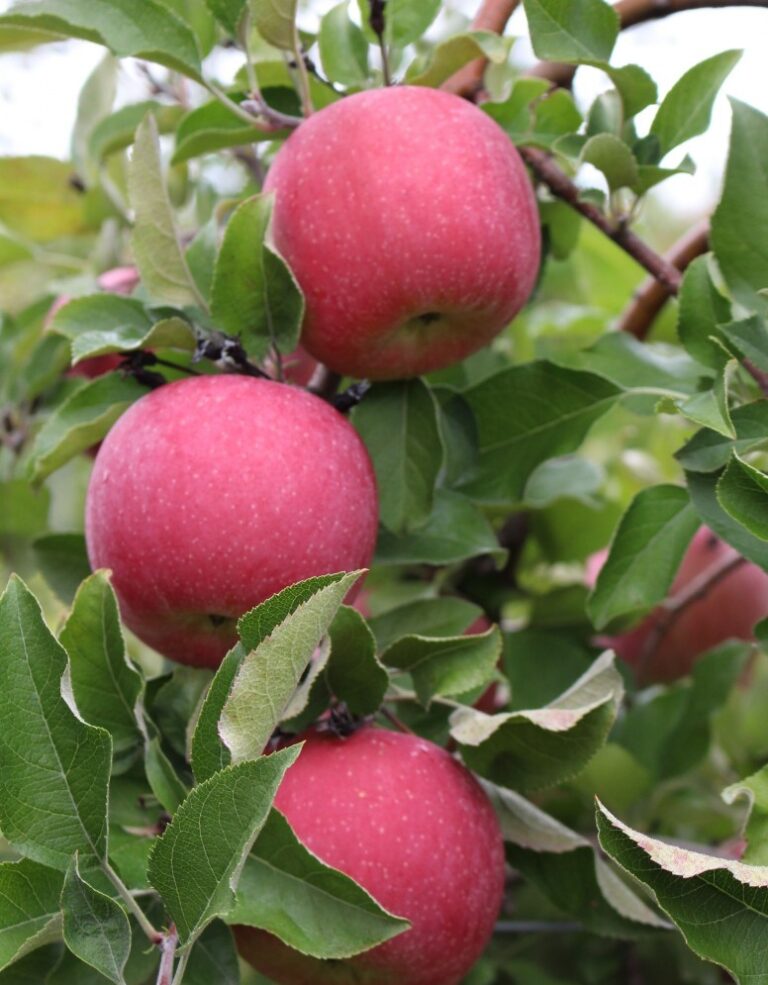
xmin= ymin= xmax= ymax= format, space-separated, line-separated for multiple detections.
xmin=264 ymin=86 xmax=541 ymax=380
xmin=85 ymin=375 xmax=378 ymax=668
xmin=50 ymin=265 xmax=140 ymax=380
xmin=235 ymin=725 xmax=504 ymax=985
xmin=586 ymin=527 xmax=768 ymax=683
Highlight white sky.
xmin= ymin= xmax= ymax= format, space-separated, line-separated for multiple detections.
xmin=0 ymin=2 xmax=766 ymax=221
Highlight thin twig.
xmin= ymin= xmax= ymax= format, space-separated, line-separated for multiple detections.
xmin=291 ymin=34 xmax=314 ymax=117
xmin=617 ymin=220 xmax=709 ymax=338
xmin=494 ymin=920 xmax=584 ymax=933
xmin=442 ymin=0 xmax=520 ymax=97
xmin=170 ymin=947 xmax=190 ymax=985
xmin=379 ymin=705 xmax=417 ymax=735
xmin=102 ymin=861 xmax=162 ymax=944
xmin=636 ymin=552 xmax=747 ymax=682
xmin=519 ymin=146 xmax=683 ymax=292
xmin=156 ymin=926 xmax=178 ymax=985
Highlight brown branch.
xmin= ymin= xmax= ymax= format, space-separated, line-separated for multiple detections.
xmin=442 ymin=0 xmax=521 ymax=98
xmin=616 ymin=0 xmax=768 ymax=30
xmin=519 ymin=145 xmax=683 ymax=292
xmin=380 ymin=705 xmax=417 ymax=735
xmin=636 ymin=552 xmax=747 ymax=682
xmin=617 ymin=219 xmax=709 ymax=338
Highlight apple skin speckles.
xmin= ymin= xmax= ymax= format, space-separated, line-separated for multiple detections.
xmin=235 ymin=725 xmax=505 ymax=985
xmin=264 ymin=86 xmax=541 ymax=381
xmin=85 ymin=375 xmax=378 ymax=668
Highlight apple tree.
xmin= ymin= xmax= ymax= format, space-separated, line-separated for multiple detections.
xmin=2 ymin=0 xmax=768 ymax=982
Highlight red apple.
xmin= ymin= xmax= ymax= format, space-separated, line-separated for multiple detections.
xmin=235 ymin=726 xmax=504 ymax=985
xmin=85 ymin=375 xmax=378 ymax=668
xmin=587 ymin=527 xmax=768 ymax=683
xmin=264 ymin=86 xmax=540 ymax=381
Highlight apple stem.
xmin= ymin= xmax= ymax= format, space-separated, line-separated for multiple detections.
xmin=379 ymin=705 xmax=417 ymax=735
xmin=308 ymin=364 xmax=342 ymax=400
xmin=156 ymin=925 xmax=178 ymax=985
xmin=368 ymin=0 xmax=393 ymax=86
xmin=635 ymin=552 xmax=749 ymax=683
xmin=102 ymin=860 xmax=163 ymax=944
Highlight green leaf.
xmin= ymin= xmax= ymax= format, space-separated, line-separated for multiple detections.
xmin=318 ymin=1 xmax=369 ymax=87
xmin=352 ymin=380 xmax=444 ymax=535
xmin=0 ymin=577 xmax=111 ymax=870
xmin=599 ymin=63 xmax=657 ymax=119
xmin=677 ymin=254 xmax=731 ymax=370
xmin=678 ymin=402 xmax=768 ymax=473
xmin=367 ymin=597 xmax=482 ymax=653
xmin=597 ymin=800 xmax=768 ymax=984
xmin=0 ymin=23 xmax=63 ymax=51
xmin=720 ymin=314 xmax=768 ymax=372
xmin=210 ymin=194 xmax=304 ymax=358
xmin=227 ymin=808 xmax=409 ymax=956
xmin=581 ymin=133 xmax=639 ymax=191
xmin=366 ymin=0 xmax=441 ymax=48
xmin=615 ymin=642 xmax=750 ymax=779
xmin=687 ymin=468 xmax=768 ymax=571
xmin=523 ymin=455 xmax=602 ymax=508
xmin=375 ymin=489 xmax=506 ymax=566
xmin=52 ymin=295 xmax=195 ymax=364
xmin=185 ymin=921 xmax=240 ymax=985
xmin=554 ymin=331 xmax=702 ymax=396
xmin=711 ymin=99 xmax=768 ymax=315
xmin=383 ymin=627 xmax=501 ymax=707
xmin=717 ymin=452 xmax=768 ymax=540
xmin=522 ymin=0 xmax=618 ymax=63
xmin=27 ymin=374 xmax=146 ymax=484
xmin=0 ymin=481 xmax=49 ymax=538
xmin=144 ymin=738 xmax=188 ymax=814
xmin=172 ymin=100 xmax=269 ymax=165
xmin=71 ymin=54 xmax=118 ymax=179
xmin=406 ymin=31 xmax=511 ymax=88
xmin=251 ymin=0 xmax=297 ymax=49
xmin=486 ymin=82 xmax=582 ymax=149
xmin=0 ymin=860 xmax=64 ymax=973
xmin=128 ymin=114 xmax=202 ymax=308
xmin=676 ymin=358 xmax=736 ymax=439
xmin=204 ymin=0 xmax=245 ymax=33
xmin=61 ymin=857 xmax=130 ymax=984
xmin=723 ymin=763 xmax=768 ymax=865
xmin=458 ymin=363 xmax=620 ymax=505
xmin=89 ymin=102 xmax=183 ymax=163
xmin=451 ymin=652 xmax=623 ymax=791
xmin=651 ymin=50 xmax=741 ymax=157
xmin=219 ymin=572 xmax=361 ymax=763
xmin=326 ymin=606 xmax=387 ymax=716
xmin=59 ymin=572 xmax=144 ymax=761
xmin=486 ymin=782 xmax=666 ymax=936
xmin=504 ymin=630 xmax=593 ymax=711
xmin=0 ymin=0 xmax=203 ymax=80
xmin=587 ymin=485 xmax=699 ymax=630
xmin=148 ymin=748 xmax=302 ymax=945
xmin=191 ymin=575 xmax=349 ymax=782
xmin=0 ymin=157 xmax=92 ymax=242
xmin=32 ymin=534 xmax=91 ymax=606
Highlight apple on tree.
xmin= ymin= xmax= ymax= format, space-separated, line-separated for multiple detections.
xmin=265 ymin=85 xmax=541 ymax=380
xmin=85 ymin=374 xmax=378 ymax=668
xmin=587 ymin=527 xmax=768 ymax=683
xmin=235 ymin=725 xmax=504 ymax=985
